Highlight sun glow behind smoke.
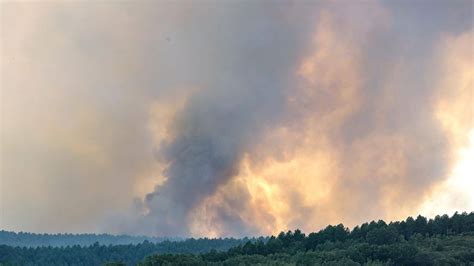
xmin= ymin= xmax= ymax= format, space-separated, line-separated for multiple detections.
xmin=450 ymin=130 xmax=474 ymax=209
xmin=134 ymin=7 xmax=474 ymax=237
xmin=452 ymin=130 xmax=474 ymax=209
xmin=421 ymin=31 xmax=474 ymax=218
xmin=185 ymin=10 xmax=474 ymax=237
xmin=421 ymin=130 xmax=474 ymax=217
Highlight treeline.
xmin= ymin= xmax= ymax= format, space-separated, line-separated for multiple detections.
xmin=1 ymin=212 xmax=473 ymax=265
xmin=0 ymin=231 xmax=175 ymax=247
xmin=0 ymin=237 xmax=255 ymax=265
xmin=140 ymin=212 xmax=474 ymax=265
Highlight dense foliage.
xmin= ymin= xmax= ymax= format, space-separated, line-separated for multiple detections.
xmin=140 ymin=212 xmax=474 ymax=265
xmin=1 ymin=212 xmax=473 ymax=265
xmin=0 ymin=231 xmax=174 ymax=247
xmin=0 ymin=238 xmax=253 ymax=265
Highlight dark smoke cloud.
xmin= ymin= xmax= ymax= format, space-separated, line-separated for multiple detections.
xmin=2 ymin=1 xmax=472 ymax=236
xmin=129 ymin=1 xmax=472 ymax=236
xmin=127 ymin=2 xmax=320 ymax=236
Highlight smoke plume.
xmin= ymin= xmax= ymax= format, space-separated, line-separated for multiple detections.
xmin=121 ymin=1 xmax=473 ymax=236
xmin=2 ymin=1 xmax=472 ymax=236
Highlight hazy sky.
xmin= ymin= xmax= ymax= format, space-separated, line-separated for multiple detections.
xmin=1 ymin=0 xmax=473 ymax=237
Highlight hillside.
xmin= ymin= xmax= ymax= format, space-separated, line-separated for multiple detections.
xmin=1 ymin=212 xmax=473 ymax=265
xmin=140 ymin=212 xmax=474 ymax=265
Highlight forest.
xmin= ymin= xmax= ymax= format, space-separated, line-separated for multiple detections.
xmin=1 ymin=212 xmax=473 ymax=265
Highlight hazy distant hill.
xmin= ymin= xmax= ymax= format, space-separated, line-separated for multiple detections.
xmin=0 ymin=230 xmax=179 ymax=247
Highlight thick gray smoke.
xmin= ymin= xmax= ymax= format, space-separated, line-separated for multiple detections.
xmin=123 ymin=1 xmax=472 ymax=236
xmin=127 ymin=3 xmax=317 ymax=236
xmin=2 ymin=1 xmax=471 ymax=236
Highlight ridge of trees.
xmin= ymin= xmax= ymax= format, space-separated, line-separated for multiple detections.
xmin=1 ymin=212 xmax=473 ymax=265
xmin=200 ymin=212 xmax=474 ymax=257
xmin=141 ymin=212 xmax=474 ymax=265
